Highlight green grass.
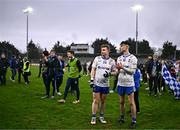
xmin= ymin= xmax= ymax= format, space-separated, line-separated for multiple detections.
xmin=0 ymin=66 xmax=180 ymax=129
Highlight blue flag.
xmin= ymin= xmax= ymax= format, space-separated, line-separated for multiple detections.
xmin=162 ymin=64 xmax=180 ymax=99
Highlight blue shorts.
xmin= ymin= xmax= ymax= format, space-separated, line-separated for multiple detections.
xmin=117 ymin=86 xmax=134 ymax=96
xmin=93 ymin=85 xmax=109 ymax=94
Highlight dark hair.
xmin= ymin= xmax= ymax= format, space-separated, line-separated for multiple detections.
xmin=120 ymin=41 xmax=131 ymax=46
xmin=101 ymin=44 xmax=110 ymax=51
xmin=67 ymin=50 xmax=74 ymax=55
xmin=43 ymin=48 xmax=49 ymax=56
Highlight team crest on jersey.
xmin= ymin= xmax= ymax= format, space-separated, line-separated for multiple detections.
xmin=103 ymin=60 xmax=107 ymax=64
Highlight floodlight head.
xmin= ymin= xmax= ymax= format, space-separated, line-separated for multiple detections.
xmin=23 ymin=7 xmax=33 ymax=13
xmin=132 ymin=4 xmax=143 ymax=12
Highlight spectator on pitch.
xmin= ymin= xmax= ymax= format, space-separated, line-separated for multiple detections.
xmin=133 ymin=67 xmax=141 ymax=114
xmin=147 ymin=55 xmax=162 ymax=96
xmin=177 ymin=61 xmax=180 ymax=81
xmin=169 ymin=64 xmax=177 ymax=79
xmin=58 ymin=50 xmax=82 ymax=104
xmin=159 ymin=60 xmax=166 ymax=93
xmin=23 ymin=57 xmax=31 ymax=85
xmin=46 ymin=50 xmax=59 ymax=99
xmin=9 ymin=55 xmax=17 ymax=82
xmin=17 ymin=55 xmax=23 ymax=83
xmin=174 ymin=60 xmax=180 ymax=80
xmin=157 ymin=59 xmax=163 ymax=95
xmin=145 ymin=56 xmax=153 ymax=90
xmin=52 ymin=55 xmax=65 ymax=97
xmin=0 ymin=53 xmax=9 ymax=85
xmin=140 ymin=64 xmax=147 ymax=84
xmin=41 ymin=50 xmax=50 ymax=99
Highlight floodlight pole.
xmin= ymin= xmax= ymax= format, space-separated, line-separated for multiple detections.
xmin=136 ymin=11 xmax=138 ymax=55
xmin=132 ymin=4 xmax=143 ymax=55
xmin=23 ymin=7 xmax=33 ymax=59
xmin=26 ymin=13 xmax=29 ymax=59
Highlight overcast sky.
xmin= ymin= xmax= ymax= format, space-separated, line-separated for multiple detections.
xmin=0 ymin=0 xmax=180 ymax=52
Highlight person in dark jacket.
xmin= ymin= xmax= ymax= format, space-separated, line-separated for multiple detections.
xmin=9 ymin=55 xmax=17 ymax=82
xmin=41 ymin=50 xmax=49 ymax=99
xmin=0 ymin=53 xmax=9 ymax=85
xmin=46 ymin=50 xmax=59 ymax=99
xmin=147 ymin=55 xmax=162 ymax=96
xmin=52 ymin=55 xmax=65 ymax=97
xmin=133 ymin=68 xmax=141 ymax=113
xmin=140 ymin=64 xmax=147 ymax=84
xmin=17 ymin=55 xmax=23 ymax=83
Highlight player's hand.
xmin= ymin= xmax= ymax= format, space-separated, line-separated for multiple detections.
xmin=103 ymin=71 xmax=109 ymax=78
xmin=89 ymin=80 xmax=94 ymax=88
xmin=116 ymin=63 xmax=123 ymax=69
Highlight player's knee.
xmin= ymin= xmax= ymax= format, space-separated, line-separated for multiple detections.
xmin=93 ymin=98 xmax=99 ymax=104
xmin=129 ymin=101 xmax=135 ymax=107
xmin=120 ymin=100 xmax=125 ymax=105
xmin=101 ymin=99 xmax=105 ymax=104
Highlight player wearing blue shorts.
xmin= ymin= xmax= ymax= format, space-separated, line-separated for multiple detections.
xmin=90 ymin=44 xmax=116 ymax=125
xmin=116 ymin=41 xmax=138 ymax=128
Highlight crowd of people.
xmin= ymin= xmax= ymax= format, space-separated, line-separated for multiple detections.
xmin=0 ymin=41 xmax=180 ymax=129
xmin=38 ymin=42 xmax=142 ymax=128
xmin=138 ymin=56 xmax=180 ymax=96
xmin=39 ymin=49 xmax=82 ymax=104
xmin=0 ymin=53 xmax=31 ymax=86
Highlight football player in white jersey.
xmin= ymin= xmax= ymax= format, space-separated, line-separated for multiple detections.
xmin=116 ymin=41 xmax=138 ymax=128
xmin=90 ymin=44 xmax=117 ymax=125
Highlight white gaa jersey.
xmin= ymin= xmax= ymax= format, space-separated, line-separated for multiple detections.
xmin=92 ymin=56 xmax=116 ymax=87
xmin=117 ymin=54 xmax=137 ymax=87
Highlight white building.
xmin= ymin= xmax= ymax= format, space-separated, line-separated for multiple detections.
xmin=70 ymin=43 xmax=94 ymax=54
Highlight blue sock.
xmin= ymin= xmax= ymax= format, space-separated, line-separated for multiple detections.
xmin=132 ymin=117 xmax=136 ymax=123
xmin=92 ymin=114 xmax=96 ymax=118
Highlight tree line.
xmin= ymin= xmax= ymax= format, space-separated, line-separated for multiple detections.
xmin=0 ymin=38 xmax=179 ymax=60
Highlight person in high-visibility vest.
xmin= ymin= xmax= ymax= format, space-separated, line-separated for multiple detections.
xmin=23 ymin=57 xmax=30 ymax=85
xmin=58 ymin=50 xmax=82 ymax=104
